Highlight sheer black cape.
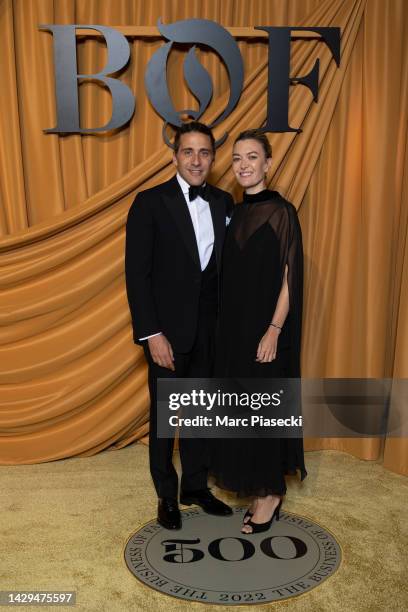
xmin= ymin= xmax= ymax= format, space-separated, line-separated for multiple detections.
xmin=210 ymin=189 xmax=307 ymax=497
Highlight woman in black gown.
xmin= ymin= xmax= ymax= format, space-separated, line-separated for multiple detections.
xmin=210 ymin=130 xmax=307 ymax=534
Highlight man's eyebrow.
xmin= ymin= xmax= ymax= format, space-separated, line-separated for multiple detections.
xmin=180 ymin=146 xmax=212 ymax=153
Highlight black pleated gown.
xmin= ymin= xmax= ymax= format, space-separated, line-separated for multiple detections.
xmin=209 ymin=189 xmax=307 ymax=497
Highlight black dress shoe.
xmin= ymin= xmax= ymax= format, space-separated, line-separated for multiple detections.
xmin=157 ymin=498 xmax=181 ymax=530
xmin=180 ymin=488 xmax=233 ymax=516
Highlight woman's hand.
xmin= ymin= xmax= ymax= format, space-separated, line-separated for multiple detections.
xmin=256 ymin=326 xmax=280 ymax=362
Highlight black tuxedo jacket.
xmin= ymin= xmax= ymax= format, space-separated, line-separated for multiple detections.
xmin=125 ymin=175 xmax=234 ymax=353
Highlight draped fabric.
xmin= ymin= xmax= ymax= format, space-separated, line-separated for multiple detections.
xmin=0 ymin=0 xmax=407 ymax=473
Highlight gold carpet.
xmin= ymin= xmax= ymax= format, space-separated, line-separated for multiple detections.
xmin=1 ymin=445 xmax=407 ymax=611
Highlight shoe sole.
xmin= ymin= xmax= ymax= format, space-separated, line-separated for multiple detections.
xmin=157 ymin=519 xmax=182 ymax=530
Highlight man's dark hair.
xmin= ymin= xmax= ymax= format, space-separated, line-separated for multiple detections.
xmin=173 ymin=121 xmax=216 ymax=154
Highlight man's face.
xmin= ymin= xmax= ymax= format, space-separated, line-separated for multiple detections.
xmin=173 ymin=131 xmax=214 ymax=186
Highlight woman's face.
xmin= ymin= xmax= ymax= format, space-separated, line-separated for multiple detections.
xmin=232 ymin=138 xmax=271 ymax=192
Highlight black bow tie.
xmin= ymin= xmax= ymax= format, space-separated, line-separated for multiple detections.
xmin=188 ymin=184 xmax=209 ymax=202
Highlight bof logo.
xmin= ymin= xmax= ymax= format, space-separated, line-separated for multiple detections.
xmin=40 ymin=19 xmax=340 ymax=141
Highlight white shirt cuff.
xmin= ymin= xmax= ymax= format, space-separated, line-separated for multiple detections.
xmin=139 ymin=332 xmax=162 ymax=341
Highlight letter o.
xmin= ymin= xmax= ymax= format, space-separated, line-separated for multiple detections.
xmin=260 ymin=536 xmax=307 ymax=559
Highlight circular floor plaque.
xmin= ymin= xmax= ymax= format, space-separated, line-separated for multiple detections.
xmin=124 ymin=506 xmax=342 ymax=605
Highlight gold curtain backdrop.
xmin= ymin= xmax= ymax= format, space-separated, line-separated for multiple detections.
xmin=0 ymin=0 xmax=407 ymax=473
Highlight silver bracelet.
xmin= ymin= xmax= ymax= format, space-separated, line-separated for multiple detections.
xmin=269 ymin=322 xmax=282 ymax=330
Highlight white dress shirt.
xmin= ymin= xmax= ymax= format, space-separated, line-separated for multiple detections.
xmin=139 ymin=173 xmax=215 ymax=341
xmin=176 ymin=173 xmax=214 ymax=270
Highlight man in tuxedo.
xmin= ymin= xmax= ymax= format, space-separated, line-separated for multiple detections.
xmin=125 ymin=121 xmax=234 ymax=529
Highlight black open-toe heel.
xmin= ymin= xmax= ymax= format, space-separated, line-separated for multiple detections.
xmin=242 ymin=499 xmax=282 ymax=534
xmin=243 ymin=509 xmax=253 ymax=523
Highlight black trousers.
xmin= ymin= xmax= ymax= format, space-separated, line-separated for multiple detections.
xmin=143 ymin=307 xmax=217 ymax=499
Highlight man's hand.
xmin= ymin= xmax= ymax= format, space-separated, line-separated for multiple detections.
xmin=148 ymin=334 xmax=175 ymax=371
xmin=256 ymin=327 xmax=280 ymax=363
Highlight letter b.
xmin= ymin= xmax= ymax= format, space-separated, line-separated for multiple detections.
xmin=40 ymin=25 xmax=135 ymax=133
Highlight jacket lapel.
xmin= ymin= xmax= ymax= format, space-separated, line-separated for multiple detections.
xmin=163 ymin=177 xmax=201 ymax=270
xmin=208 ymin=188 xmax=225 ymax=272
xmin=163 ymin=176 xmax=226 ymax=272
